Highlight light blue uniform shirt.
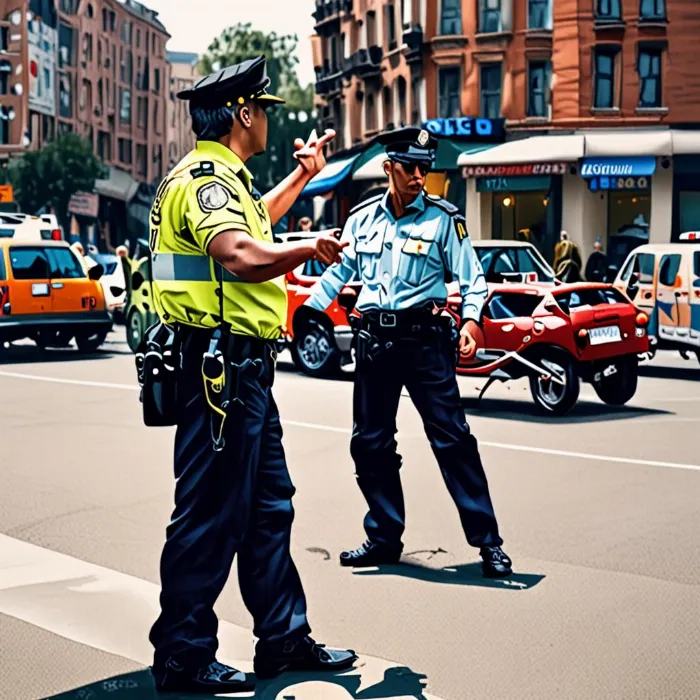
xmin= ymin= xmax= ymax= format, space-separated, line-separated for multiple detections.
xmin=305 ymin=191 xmax=487 ymax=322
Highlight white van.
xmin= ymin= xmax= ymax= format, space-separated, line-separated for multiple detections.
xmin=0 ymin=214 xmax=63 ymax=242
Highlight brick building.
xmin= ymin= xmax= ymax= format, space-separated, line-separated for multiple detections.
xmin=311 ymin=0 xmax=700 ymax=262
xmin=166 ymin=50 xmax=198 ymax=170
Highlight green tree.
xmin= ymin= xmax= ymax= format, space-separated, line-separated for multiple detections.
xmin=8 ymin=133 xmax=106 ymax=229
xmin=200 ymin=23 xmax=317 ymax=192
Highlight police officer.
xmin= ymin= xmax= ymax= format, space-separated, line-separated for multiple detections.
xmin=305 ymin=127 xmax=513 ymax=579
xmin=147 ymin=56 xmax=356 ymax=694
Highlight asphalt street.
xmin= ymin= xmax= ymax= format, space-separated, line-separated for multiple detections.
xmin=0 ymin=328 xmax=698 ymax=700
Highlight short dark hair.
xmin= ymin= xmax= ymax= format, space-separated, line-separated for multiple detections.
xmin=191 ymin=105 xmax=235 ymax=140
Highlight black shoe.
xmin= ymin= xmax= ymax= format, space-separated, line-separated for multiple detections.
xmin=151 ymin=658 xmax=254 ymax=694
xmin=339 ymin=540 xmax=402 ymax=567
xmin=254 ymin=635 xmax=357 ymax=680
xmin=480 ymin=546 xmax=513 ymax=578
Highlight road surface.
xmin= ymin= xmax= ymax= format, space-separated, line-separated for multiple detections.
xmin=0 ymin=329 xmax=698 ymax=700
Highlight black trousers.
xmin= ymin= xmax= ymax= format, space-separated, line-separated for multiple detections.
xmin=351 ymin=324 xmax=503 ymax=551
xmin=149 ymin=330 xmax=310 ymax=669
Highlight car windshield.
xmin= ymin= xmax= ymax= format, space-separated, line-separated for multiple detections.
xmin=476 ymin=246 xmax=555 ymax=283
xmin=485 ymin=292 xmax=544 ymax=320
xmin=555 ymin=287 xmax=627 ymax=312
xmin=95 ymin=256 xmax=119 ymax=275
xmin=0 ymin=228 xmax=15 ymax=238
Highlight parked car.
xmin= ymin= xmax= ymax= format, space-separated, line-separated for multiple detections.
xmin=451 ymin=282 xmax=650 ymax=415
xmin=93 ymin=253 xmax=127 ymax=322
xmin=0 ymin=213 xmax=63 ymax=242
xmin=0 ymin=240 xmax=112 ymax=352
xmin=613 ymin=232 xmax=700 ymax=363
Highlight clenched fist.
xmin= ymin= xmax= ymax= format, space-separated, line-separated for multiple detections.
xmin=314 ymin=229 xmax=347 ymax=265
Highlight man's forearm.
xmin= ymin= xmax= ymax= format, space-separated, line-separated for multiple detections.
xmin=210 ymin=230 xmax=315 ymax=283
xmin=263 ymin=166 xmax=311 ymax=226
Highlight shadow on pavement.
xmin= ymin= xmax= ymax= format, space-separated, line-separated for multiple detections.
xmin=460 ymin=395 xmax=673 ymax=424
xmin=353 ymin=561 xmax=544 ymax=591
xmin=638 ymin=363 xmax=700 ymax=382
xmin=43 ymin=664 xmax=433 ymax=699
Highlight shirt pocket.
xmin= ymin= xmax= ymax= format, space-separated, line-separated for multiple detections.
xmin=355 ymin=230 xmax=384 ymax=279
xmin=397 ymin=227 xmax=440 ymax=286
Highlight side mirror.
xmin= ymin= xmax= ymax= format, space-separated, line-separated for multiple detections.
xmin=88 ymin=263 xmax=104 ymax=281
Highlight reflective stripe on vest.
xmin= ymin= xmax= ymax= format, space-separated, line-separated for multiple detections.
xmin=151 ymin=253 xmax=241 ymax=283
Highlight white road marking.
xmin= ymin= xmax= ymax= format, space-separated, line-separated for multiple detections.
xmin=651 ymin=396 xmax=700 ymax=403
xmin=0 ymin=534 xmax=444 ymax=700
xmin=1 ymin=369 xmax=698 ymax=472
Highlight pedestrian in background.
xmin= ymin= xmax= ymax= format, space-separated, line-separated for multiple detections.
xmin=305 ymin=127 xmax=512 ymax=579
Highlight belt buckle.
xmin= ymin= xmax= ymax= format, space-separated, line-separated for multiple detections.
xmin=379 ymin=312 xmax=397 ymax=328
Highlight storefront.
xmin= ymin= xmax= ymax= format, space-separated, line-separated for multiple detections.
xmin=458 ymin=134 xmax=584 ymax=262
xmin=672 ymin=154 xmax=700 ymax=240
xmin=579 ymin=156 xmax=656 ymax=269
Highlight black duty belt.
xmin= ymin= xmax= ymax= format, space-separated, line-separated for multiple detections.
xmin=360 ymin=303 xmax=449 ymax=333
xmin=180 ymin=325 xmax=277 ymax=363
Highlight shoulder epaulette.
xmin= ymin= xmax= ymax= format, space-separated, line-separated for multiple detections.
xmin=425 ymin=194 xmax=459 ymax=216
xmin=190 ymin=161 xmax=216 ymax=179
xmin=349 ymin=193 xmax=383 ymax=216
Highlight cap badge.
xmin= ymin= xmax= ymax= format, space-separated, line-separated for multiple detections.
xmin=417 ymin=129 xmax=429 ymax=146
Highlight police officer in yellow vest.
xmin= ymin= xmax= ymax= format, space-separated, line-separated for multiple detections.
xmin=146 ymin=55 xmax=356 ymax=694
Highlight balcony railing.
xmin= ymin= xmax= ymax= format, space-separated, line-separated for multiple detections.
xmin=343 ymin=45 xmax=383 ymax=78
xmin=313 ymin=0 xmax=342 ymax=24
xmin=315 ymin=70 xmax=343 ymax=95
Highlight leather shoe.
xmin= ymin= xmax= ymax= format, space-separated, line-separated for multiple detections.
xmin=151 ymin=659 xmax=254 ymax=694
xmin=480 ymin=546 xmax=513 ymax=578
xmin=254 ymin=635 xmax=357 ymax=680
xmin=339 ymin=540 xmax=401 ymax=567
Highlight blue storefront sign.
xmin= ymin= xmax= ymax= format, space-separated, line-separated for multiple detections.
xmin=580 ymin=156 xmax=656 ymax=192
xmin=422 ymin=117 xmax=505 ymax=142
xmin=476 ymin=175 xmax=552 ymax=193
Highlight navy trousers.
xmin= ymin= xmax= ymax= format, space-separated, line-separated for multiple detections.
xmin=149 ymin=330 xmax=310 ymax=669
xmin=350 ymin=326 xmax=503 ymax=551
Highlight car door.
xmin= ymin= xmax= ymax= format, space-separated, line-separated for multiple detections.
xmin=482 ymin=291 xmax=544 ymax=353
xmin=7 ymin=246 xmax=52 ymax=316
xmin=45 ymin=246 xmax=100 ymax=316
xmin=656 ymin=253 xmax=684 ymax=343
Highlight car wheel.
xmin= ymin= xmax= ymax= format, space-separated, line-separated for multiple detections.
xmin=529 ymin=351 xmax=580 ymax=416
xmin=126 ymin=309 xmax=145 ymax=354
xmin=75 ymin=330 xmax=109 ymax=353
xmin=291 ymin=320 xmax=340 ymax=377
xmin=593 ymin=355 xmax=638 ymax=406
xmin=35 ymin=330 xmax=72 ymax=350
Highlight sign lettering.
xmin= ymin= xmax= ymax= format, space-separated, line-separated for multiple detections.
xmin=579 ymin=156 xmax=657 ymax=179
xmin=422 ymin=117 xmax=505 ymax=142
xmin=463 ymin=163 xmax=568 ymax=178
xmin=587 ymin=176 xmax=650 ymax=192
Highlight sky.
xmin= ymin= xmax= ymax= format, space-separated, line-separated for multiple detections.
xmin=143 ymin=0 xmax=316 ymax=86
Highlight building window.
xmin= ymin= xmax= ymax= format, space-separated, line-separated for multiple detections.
xmin=118 ymin=138 xmax=132 ymax=164
xmin=154 ymin=68 xmax=161 ymax=93
xmin=136 ymin=28 xmax=141 ymax=48
xmin=479 ymin=0 xmax=502 ymax=34
xmin=0 ymin=106 xmax=10 ymax=145
xmin=0 ymin=61 xmax=11 ymax=94
xmin=640 ymin=0 xmax=666 ymax=21
xmin=398 ymin=77 xmax=407 ymax=125
xmin=59 ymin=74 xmax=72 ymax=118
xmin=595 ymin=0 xmax=622 ymax=22
xmin=365 ymin=91 xmax=377 ymax=131
xmin=528 ymin=61 xmax=551 ymax=118
xmin=528 ymin=0 xmax=552 ymax=30
xmin=366 ymin=11 xmax=377 ymax=46
xmin=85 ymin=3 xmax=94 ymax=18
xmin=102 ymin=8 xmax=109 ymax=32
xmin=638 ymin=48 xmax=662 ymax=108
xmin=480 ymin=63 xmax=502 ymax=118
xmin=121 ymin=20 xmax=132 ymax=45
xmin=58 ymin=23 xmax=75 ymax=67
xmin=438 ymin=67 xmax=461 ymax=118
xmin=411 ymin=75 xmax=423 ymax=125
xmin=594 ymin=48 xmax=617 ymax=109
xmin=119 ymin=87 xmax=131 ymax=124
xmin=383 ymin=86 xmax=393 ymax=127
xmin=440 ymin=0 xmax=462 ymax=35
xmin=386 ymin=4 xmax=397 ymax=50
xmin=136 ymin=144 xmax=147 ymax=178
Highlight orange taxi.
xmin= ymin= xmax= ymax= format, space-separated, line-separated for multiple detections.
xmin=0 ymin=240 xmax=113 ymax=352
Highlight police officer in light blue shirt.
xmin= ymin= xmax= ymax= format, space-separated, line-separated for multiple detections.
xmin=305 ymin=127 xmax=512 ymax=578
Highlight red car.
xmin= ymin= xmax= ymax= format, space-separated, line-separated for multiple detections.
xmin=284 ymin=257 xmax=359 ymax=376
xmin=450 ymin=282 xmax=650 ymax=415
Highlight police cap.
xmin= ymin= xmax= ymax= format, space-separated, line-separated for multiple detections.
xmin=177 ymin=55 xmax=285 ymax=110
xmin=377 ymin=126 xmax=438 ymax=167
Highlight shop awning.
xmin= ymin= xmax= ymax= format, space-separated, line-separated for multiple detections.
xmin=301 ymin=154 xmax=359 ymax=197
xmin=457 ymin=135 xmax=585 ymax=166
xmin=670 ymin=130 xmax=700 ymax=155
xmin=94 ymin=167 xmax=139 ymax=203
xmin=584 ymin=130 xmax=673 ymax=157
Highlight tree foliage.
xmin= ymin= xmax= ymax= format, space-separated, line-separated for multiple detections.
xmin=200 ymin=23 xmax=316 ymax=192
xmin=8 ymin=133 xmax=106 ymax=227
